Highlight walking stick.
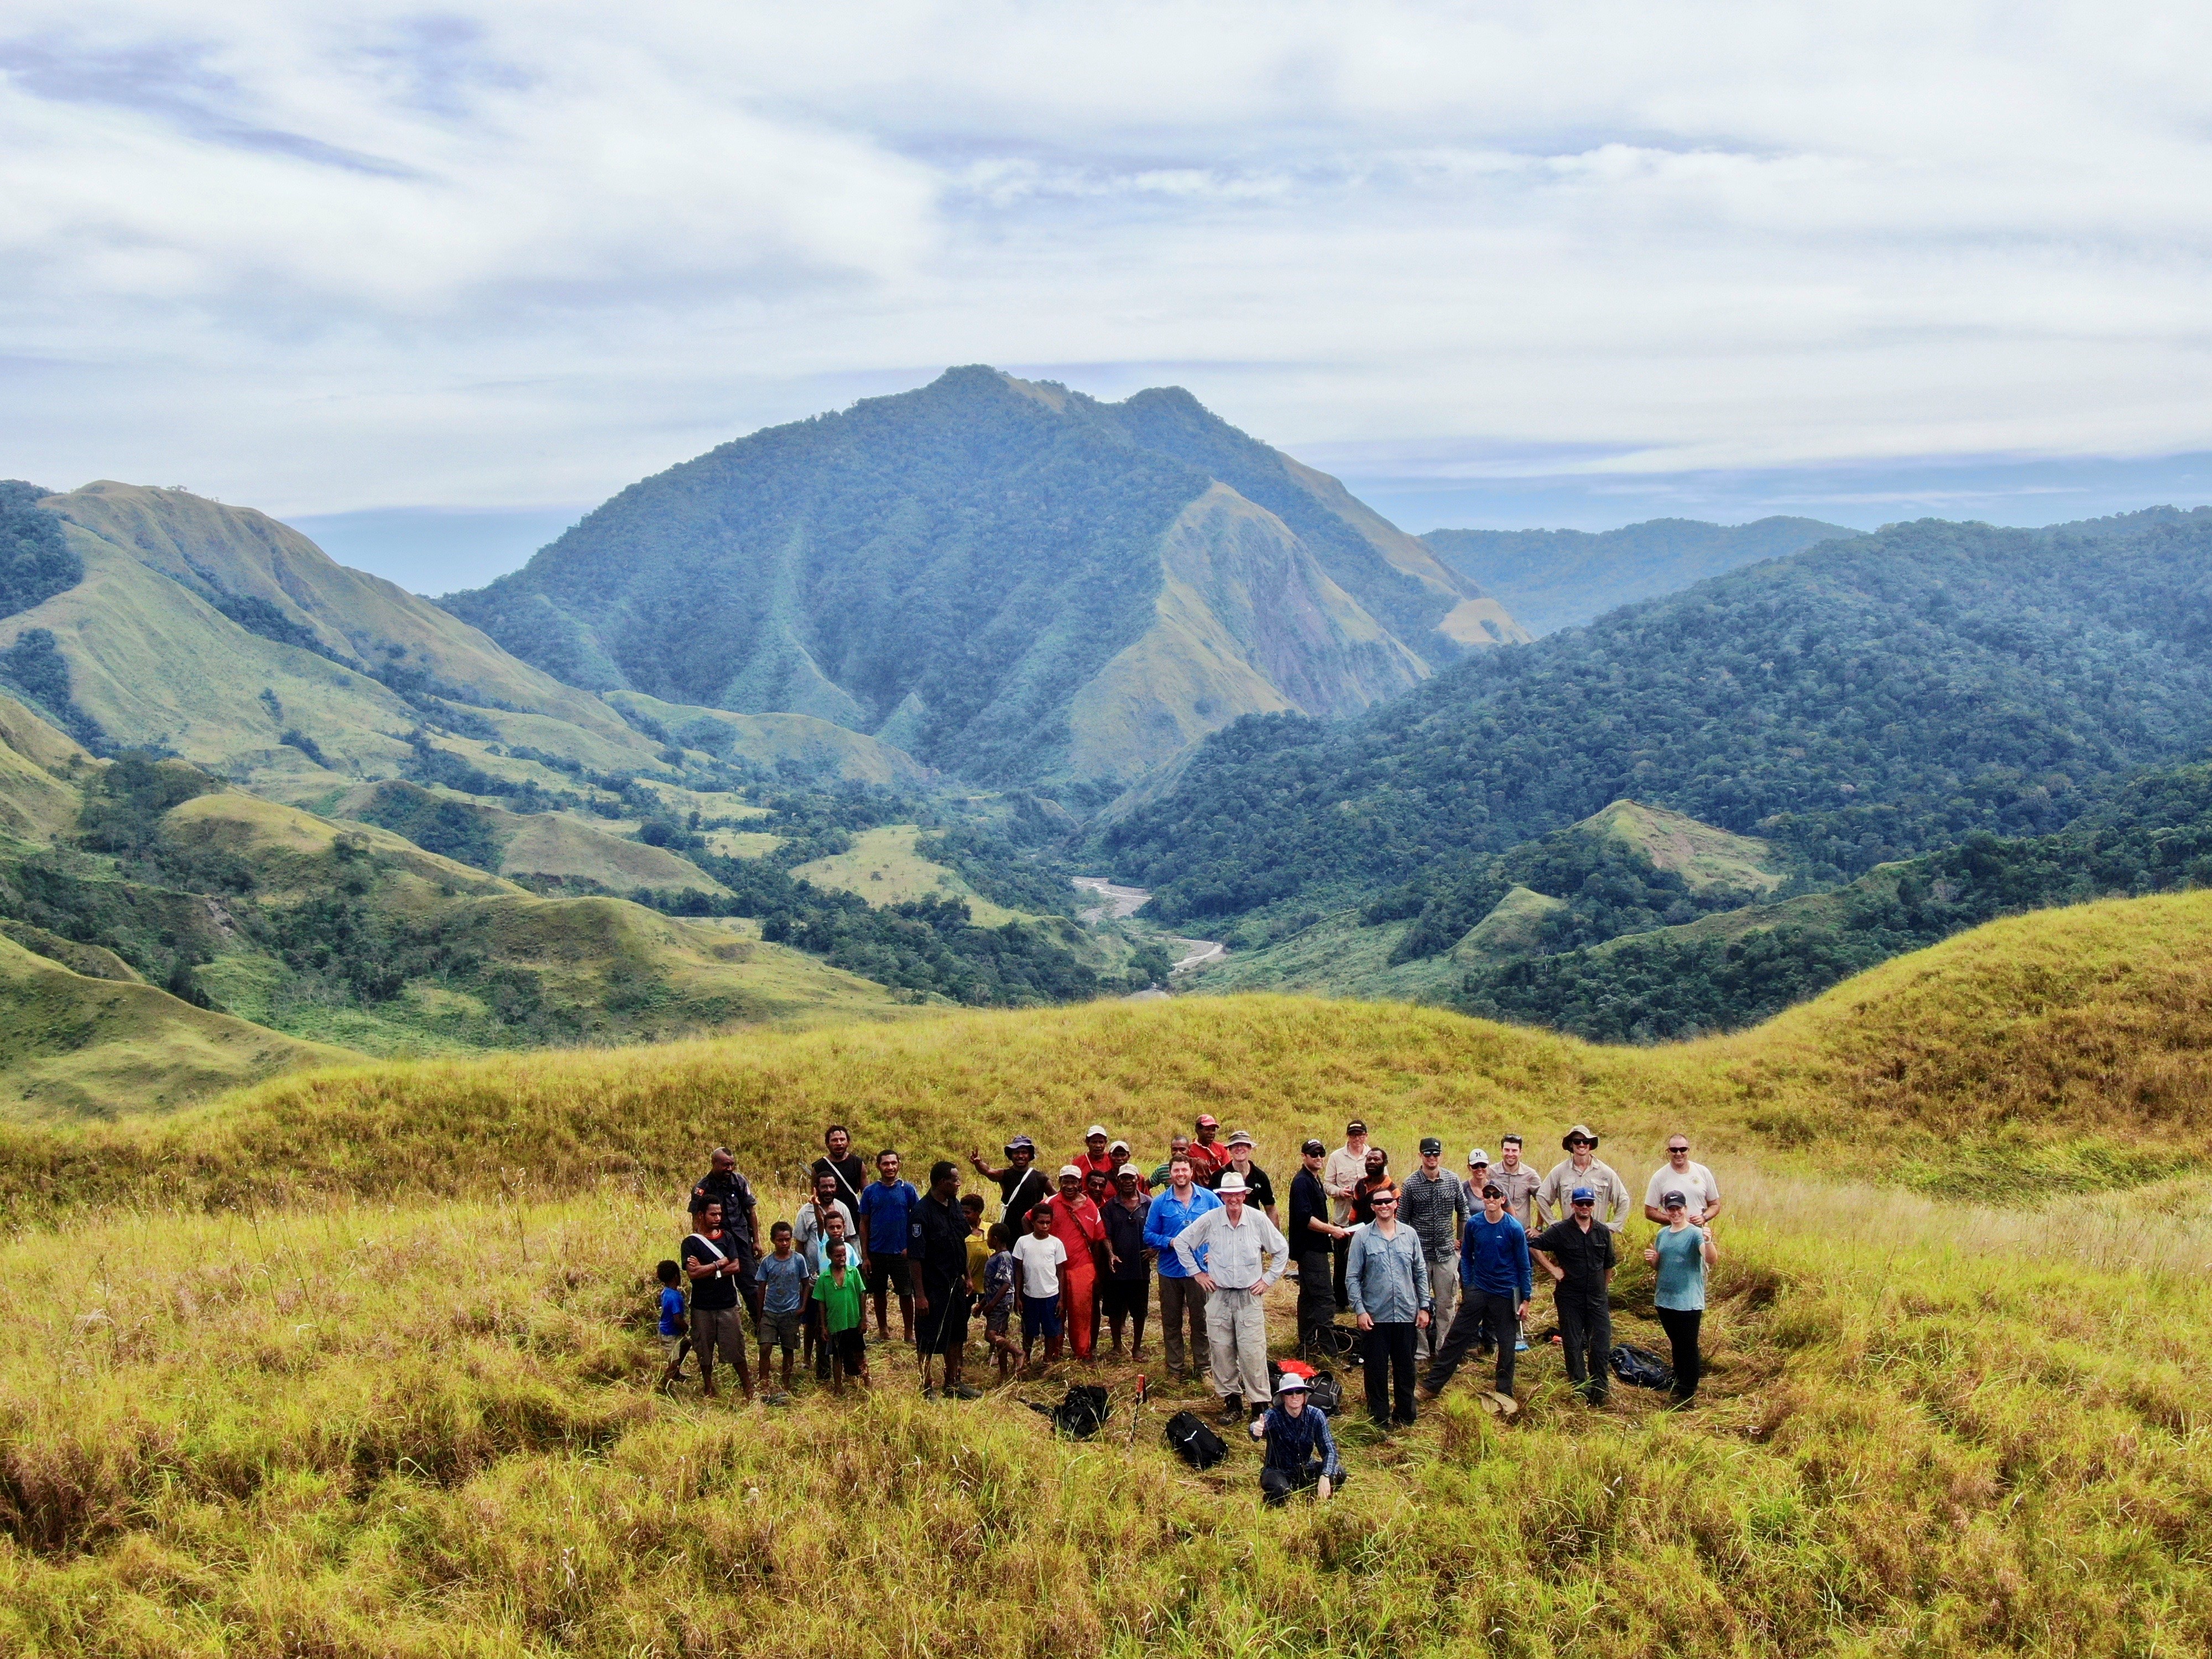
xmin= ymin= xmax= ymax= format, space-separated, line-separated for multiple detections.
xmin=1126 ymin=1373 xmax=1147 ymax=1451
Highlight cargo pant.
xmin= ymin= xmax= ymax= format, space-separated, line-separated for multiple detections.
xmin=1422 ymin=1253 xmax=1458 ymax=1361
xmin=1206 ymin=1285 xmax=1270 ymax=1405
xmin=1157 ymin=1274 xmax=1209 ymax=1377
xmin=1555 ymin=1282 xmax=1611 ymax=1405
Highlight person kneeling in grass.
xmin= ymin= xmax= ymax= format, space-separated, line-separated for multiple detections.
xmin=1251 ymin=1373 xmax=1344 ymax=1506
xmin=1013 ymin=1202 xmax=1068 ymax=1373
xmin=755 ymin=1222 xmax=812 ymax=1397
xmin=813 ymin=1239 xmax=869 ymax=1395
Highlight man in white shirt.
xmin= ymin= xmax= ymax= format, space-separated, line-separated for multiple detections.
xmin=1322 ymin=1120 xmax=1369 ymax=1305
xmin=1643 ymin=1135 xmax=1722 ymax=1225
xmin=1174 ymin=1172 xmax=1289 ymax=1423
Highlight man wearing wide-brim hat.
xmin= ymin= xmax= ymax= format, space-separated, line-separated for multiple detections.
xmin=1535 ymin=1124 xmax=1630 ymax=1233
xmin=1172 ymin=1171 xmax=1290 ymax=1422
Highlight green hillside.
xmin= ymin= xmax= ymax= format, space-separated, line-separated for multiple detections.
xmin=1423 ymin=515 xmax=1851 ymax=634
xmin=1102 ymin=514 xmax=2212 ymax=926
xmin=6 ymin=895 xmax=2212 ymax=1655
xmin=441 ymin=368 xmax=1525 ymax=791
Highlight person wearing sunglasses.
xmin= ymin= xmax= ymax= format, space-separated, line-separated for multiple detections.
xmin=1536 ymin=1125 xmax=1629 ymax=1233
xmin=1344 ymin=1185 xmax=1432 ymax=1431
xmin=1643 ymin=1136 xmax=1722 ymax=1227
xmin=1531 ymin=1186 xmax=1618 ymax=1407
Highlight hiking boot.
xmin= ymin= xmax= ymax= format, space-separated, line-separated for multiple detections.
xmin=1219 ymin=1395 xmax=1244 ymax=1421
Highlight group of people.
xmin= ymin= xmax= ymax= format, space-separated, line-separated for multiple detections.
xmin=656 ymin=1117 xmax=1721 ymax=1502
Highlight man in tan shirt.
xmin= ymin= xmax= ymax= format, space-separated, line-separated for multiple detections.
xmin=1536 ymin=1125 xmax=1630 ymax=1233
xmin=1322 ymin=1119 xmax=1370 ymax=1306
xmin=1485 ymin=1135 xmax=1545 ymax=1232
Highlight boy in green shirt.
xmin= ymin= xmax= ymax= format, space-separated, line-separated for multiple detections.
xmin=812 ymin=1238 xmax=870 ymax=1395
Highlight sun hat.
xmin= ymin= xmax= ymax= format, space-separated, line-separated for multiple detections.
xmin=1418 ymin=1136 xmax=1442 ymax=1155
xmin=1006 ymin=1134 xmax=1036 ymax=1153
xmin=1217 ymin=1172 xmax=1248 ymax=1193
xmin=1227 ymin=1130 xmax=1254 ymax=1147
xmin=1562 ymin=1124 xmax=1599 ymax=1150
xmin=1570 ymin=1186 xmax=1596 ymax=1204
xmin=1468 ymin=1147 xmax=1490 ymax=1167
xmin=1276 ymin=1373 xmax=1312 ymax=1394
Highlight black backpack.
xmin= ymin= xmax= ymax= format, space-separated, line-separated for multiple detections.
xmin=1305 ymin=1371 xmax=1341 ymax=1416
xmin=1609 ymin=1343 xmax=1674 ymax=1391
xmin=1164 ymin=1408 xmax=1228 ymax=1469
xmin=1027 ymin=1384 xmax=1112 ymax=1439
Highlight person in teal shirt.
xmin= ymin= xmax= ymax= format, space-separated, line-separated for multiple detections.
xmin=1643 ymin=1190 xmax=1719 ymax=1404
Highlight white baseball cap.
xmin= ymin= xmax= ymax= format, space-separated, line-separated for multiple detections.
xmin=1468 ymin=1147 xmax=1490 ymax=1167
xmin=1059 ymin=1164 xmax=1084 ymax=1179
xmin=1085 ymin=1124 xmax=1110 ymax=1139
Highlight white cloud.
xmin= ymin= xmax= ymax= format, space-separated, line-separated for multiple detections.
xmin=2 ymin=0 xmax=2211 ymax=521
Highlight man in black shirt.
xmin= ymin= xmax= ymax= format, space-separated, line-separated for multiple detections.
xmin=1222 ymin=1132 xmax=1277 ymax=1227
xmin=1288 ymin=1139 xmax=1349 ymax=1361
xmin=687 ymin=1148 xmax=761 ymax=1317
xmin=1530 ymin=1186 xmax=1618 ymax=1406
xmin=1099 ymin=1164 xmax=1153 ymax=1359
xmin=968 ymin=1135 xmax=1050 ymax=1230
xmin=682 ymin=1199 xmax=754 ymax=1401
xmin=909 ymin=1160 xmax=979 ymax=1399
xmin=811 ymin=1125 xmax=867 ymax=1216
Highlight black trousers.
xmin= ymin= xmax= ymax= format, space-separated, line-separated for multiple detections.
xmin=1295 ymin=1250 xmax=1337 ymax=1358
xmin=1657 ymin=1306 xmax=1703 ymax=1399
xmin=1423 ymin=1290 xmax=1519 ymax=1397
xmin=1556 ymin=1284 xmax=1611 ymax=1404
xmin=1103 ymin=1278 xmax=1149 ymax=1347
xmin=1260 ymin=1462 xmax=1345 ymax=1506
xmin=1332 ymin=1235 xmax=1350 ymax=1305
xmin=1364 ymin=1321 xmax=1418 ymax=1426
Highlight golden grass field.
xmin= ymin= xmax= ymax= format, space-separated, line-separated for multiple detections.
xmin=4 ymin=891 xmax=2212 ymax=1656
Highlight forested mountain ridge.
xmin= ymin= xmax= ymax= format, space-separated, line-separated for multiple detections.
xmin=440 ymin=367 xmax=1525 ymax=794
xmin=1423 ymin=515 xmax=1852 ymax=635
xmin=1100 ymin=514 xmax=2212 ymax=925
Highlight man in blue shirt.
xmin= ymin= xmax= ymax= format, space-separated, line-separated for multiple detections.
xmin=1417 ymin=1181 xmax=1533 ymax=1404
xmin=1251 ymin=1373 xmax=1344 ymax=1506
xmin=856 ymin=1149 xmax=920 ymax=1343
xmin=1142 ymin=1154 xmax=1221 ymax=1381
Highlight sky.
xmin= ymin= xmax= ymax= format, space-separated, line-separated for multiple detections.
xmin=8 ymin=2 xmax=2212 ymax=591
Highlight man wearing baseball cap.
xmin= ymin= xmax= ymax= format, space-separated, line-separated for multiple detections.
xmin=1172 ymin=1171 xmax=1289 ymax=1421
xmin=1251 ymin=1372 xmax=1343 ymax=1506
xmin=1076 ymin=1125 xmax=1119 ymax=1188
xmin=1536 ymin=1126 xmax=1631 ymax=1233
xmin=1530 ymin=1185 xmax=1619 ymax=1406
xmin=1222 ymin=1131 xmax=1278 ymax=1227
xmin=1042 ymin=1164 xmax=1108 ymax=1363
xmin=1322 ymin=1121 xmax=1370 ymax=1306
xmin=1187 ymin=1115 xmax=1230 ymax=1186
xmin=1400 ymin=1136 xmax=1468 ymax=1363
xmin=1288 ymin=1138 xmax=1349 ymax=1360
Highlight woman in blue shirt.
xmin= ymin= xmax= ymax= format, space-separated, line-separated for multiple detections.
xmin=1643 ymin=1190 xmax=1720 ymax=1404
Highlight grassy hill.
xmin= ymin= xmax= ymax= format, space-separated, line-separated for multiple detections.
xmin=442 ymin=368 xmax=1525 ymax=792
xmin=1423 ymin=515 xmax=1851 ymax=634
xmin=4 ymin=894 xmax=2212 ymax=1653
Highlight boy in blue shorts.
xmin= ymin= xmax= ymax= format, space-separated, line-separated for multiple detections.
xmin=1012 ymin=1202 xmax=1067 ymax=1373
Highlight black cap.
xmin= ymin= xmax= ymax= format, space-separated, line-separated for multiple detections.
xmin=1301 ymin=1138 xmax=1326 ymax=1156
xmin=1418 ymin=1136 xmax=1442 ymax=1155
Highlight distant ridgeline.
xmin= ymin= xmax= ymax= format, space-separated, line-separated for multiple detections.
xmin=1422 ymin=515 xmax=1851 ymax=636
xmin=1101 ymin=510 xmax=2212 ymax=925
xmin=439 ymin=367 xmax=1526 ymax=799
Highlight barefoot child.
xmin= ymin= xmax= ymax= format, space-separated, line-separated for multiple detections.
xmin=813 ymin=1238 xmax=869 ymax=1395
xmin=754 ymin=1222 xmax=811 ymax=1396
xmin=980 ymin=1223 xmax=1020 ymax=1382
xmin=655 ymin=1260 xmax=690 ymax=1388
xmin=1013 ymin=1203 xmax=1068 ymax=1373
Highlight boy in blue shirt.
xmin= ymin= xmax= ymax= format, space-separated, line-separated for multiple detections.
xmin=655 ymin=1259 xmax=689 ymax=1389
xmin=857 ymin=1149 xmax=920 ymax=1343
xmin=754 ymin=1221 xmax=813 ymax=1399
